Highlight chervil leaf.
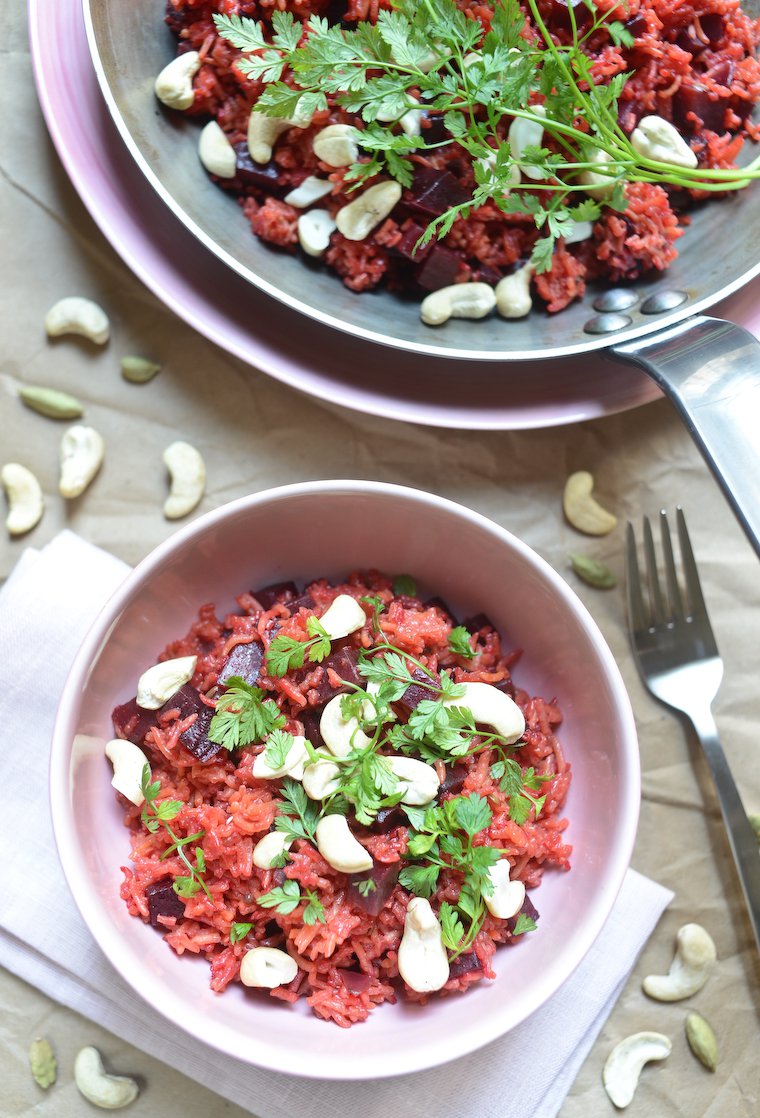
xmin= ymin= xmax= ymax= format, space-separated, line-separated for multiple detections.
xmin=439 ymin=901 xmax=465 ymax=951
xmin=258 ymin=879 xmax=301 ymax=915
xmin=263 ymin=728 xmax=297 ymax=770
xmin=512 ymin=913 xmax=538 ymax=936
xmin=392 ymin=574 xmax=416 ymax=597
xmin=208 ymin=676 xmax=285 ymax=749
xmin=453 ymin=793 xmax=492 ymax=838
xmin=399 ymin=863 xmax=440 ymax=898
xmin=305 ymin=616 xmax=331 ymax=663
xmin=265 ymin=635 xmax=308 ymax=677
xmin=448 ymin=626 xmax=475 ymax=659
xmin=230 ymin=921 xmax=253 ymax=943
xmin=173 ymin=876 xmax=200 ymax=898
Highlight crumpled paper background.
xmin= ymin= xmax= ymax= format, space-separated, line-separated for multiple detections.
xmin=1 ymin=0 xmax=759 ymax=1112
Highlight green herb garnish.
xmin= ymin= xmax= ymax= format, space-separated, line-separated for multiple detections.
xmin=448 ymin=626 xmax=475 ymax=659
xmin=208 ymin=675 xmax=285 ymax=751
xmin=214 ymin=0 xmax=760 ymax=274
xmin=392 ymin=574 xmax=417 ymax=597
xmin=230 ymin=921 xmax=253 ymax=943
xmin=265 ymin=616 xmax=332 ymax=677
xmin=258 ymin=878 xmax=327 ymax=925
xmin=511 ymin=913 xmax=538 ymax=936
xmin=140 ymin=765 xmax=211 ymax=900
xmin=274 ymin=777 xmax=321 ymax=844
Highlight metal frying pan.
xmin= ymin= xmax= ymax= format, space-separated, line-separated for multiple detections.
xmin=84 ymin=0 xmax=760 ymax=555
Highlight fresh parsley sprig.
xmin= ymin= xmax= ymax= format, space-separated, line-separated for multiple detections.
xmin=208 ymin=675 xmax=285 ymax=751
xmin=214 ymin=0 xmax=760 ymax=274
xmin=265 ymin=616 xmax=332 ymax=677
xmin=490 ymin=757 xmax=551 ymax=825
xmin=140 ymin=765 xmax=212 ymax=900
xmin=274 ymin=777 xmax=321 ymax=844
xmin=448 ymin=626 xmax=475 ymax=659
xmin=258 ymin=878 xmax=327 ymax=925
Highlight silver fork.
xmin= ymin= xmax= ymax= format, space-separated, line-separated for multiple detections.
xmin=626 ymin=508 xmax=760 ymax=953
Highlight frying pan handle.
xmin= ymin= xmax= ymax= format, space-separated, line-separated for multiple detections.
xmin=610 ymin=315 xmax=760 ymax=560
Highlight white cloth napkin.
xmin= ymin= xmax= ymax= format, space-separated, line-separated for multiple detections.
xmin=0 ymin=532 xmax=673 ymax=1118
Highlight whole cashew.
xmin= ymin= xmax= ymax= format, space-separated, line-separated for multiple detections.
xmin=495 ymin=264 xmax=533 ymax=320
xmin=163 ymin=441 xmax=206 ymax=520
xmin=302 ymin=757 xmax=342 ymax=800
xmin=420 ymin=283 xmax=496 ymax=327
xmin=443 ymin=681 xmax=525 ymax=743
xmin=319 ymin=693 xmax=372 ymax=758
xmin=284 ymin=176 xmax=334 ymax=208
xmin=602 ymin=1032 xmax=671 ymax=1109
xmin=297 ymin=209 xmax=337 ymax=258
xmin=2 ymin=462 xmax=44 ymax=536
xmin=318 ymin=594 xmax=367 ymax=639
xmin=387 ymin=756 xmax=440 ymax=805
xmin=508 ymin=105 xmax=547 ymax=180
xmin=631 ymin=116 xmax=698 ymax=169
xmin=397 ymin=897 xmax=450 ymax=992
xmin=579 ymin=146 xmax=618 ymax=200
xmin=247 ymin=111 xmax=292 ymax=164
xmin=252 ymin=831 xmax=293 ymax=869
xmin=105 ymin=739 xmax=149 ymax=807
xmin=73 ymin=1046 xmax=139 ymax=1110
xmin=315 ymin=814 xmax=373 ymax=873
xmin=240 ymin=947 xmax=298 ymax=988
xmin=198 ymin=120 xmax=237 ymax=178
xmin=154 ymin=51 xmax=200 ymax=111
xmin=484 ymin=859 xmax=526 ymax=919
xmin=253 ymin=735 xmax=309 ymax=780
xmin=45 ymin=296 xmax=110 ymax=345
xmin=642 ymin=922 xmax=717 ymax=1001
xmin=59 ymin=425 xmax=105 ymax=498
xmin=313 ymin=124 xmax=360 ymax=168
xmin=335 ymin=181 xmax=402 ymax=241
xmin=563 ymin=470 xmax=618 ymax=535
xmin=136 ymin=655 xmax=197 ymax=709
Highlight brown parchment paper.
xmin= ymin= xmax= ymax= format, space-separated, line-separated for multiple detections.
xmin=1 ymin=2 xmax=758 ymax=1113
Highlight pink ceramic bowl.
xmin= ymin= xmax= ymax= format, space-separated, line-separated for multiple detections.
xmin=50 ymin=480 xmax=639 ymax=1079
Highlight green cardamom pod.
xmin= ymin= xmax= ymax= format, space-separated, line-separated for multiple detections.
xmin=29 ymin=1037 xmax=57 ymax=1089
xmin=121 ymin=355 xmax=161 ymax=383
xmin=18 ymin=384 xmax=84 ymax=419
xmin=749 ymin=813 xmax=760 ymax=843
xmin=685 ymin=1011 xmax=718 ymax=1072
xmin=569 ymin=553 xmax=617 ymax=590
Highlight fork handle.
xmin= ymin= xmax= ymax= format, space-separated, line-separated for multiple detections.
xmin=690 ymin=706 xmax=760 ymax=954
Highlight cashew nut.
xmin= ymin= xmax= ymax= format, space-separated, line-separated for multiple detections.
xmin=252 ymin=830 xmax=294 ymax=868
xmin=247 ymin=111 xmax=291 ymax=164
xmin=253 ymin=734 xmax=309 ymax=780
xmin=508 ymin=105 xmax=547 ymax=180
xmin=198 ymin=120 xmax=236 ymax=178
xmin=1 ymin=463 xmax=44 ymax=536
xmin=400 ymin=109 xmax=423 ymax=138
xmin=154 ymin=51 xmax=200 ymax=111
xmin=579 ymin=146 xmax=618 ymax=200
xmin=240 ymin=946 xmax=298 ymax=988
xmin=302 ymin=757 xmax=342 ymax=800
xmin=387 ymin=756 xmax=440 ymax=805
xmin=313 ymin=124 xmax=360 ymax=168
xmin=284 ymin=175 xmax=334 ymax=208
xmin=136 ymin=655 xmax=197 ymax=709
xmin=297 ymin=209 xmax=337 ymax=258
xmin=319 ymin=693 xmax=372 ymax=758
xmin=631 ymin=115 xmax=698 ymax=169
xmin=563 ymin=471 xmax=618 ymax=536
xmin=443 ymin=681 xmax=525 ymax=743
xmin=484 ymin=859 xmax=526 ymax=919
xmin=73 ymin=1046 xmax=139 ymax=1110
xmin=642 ymin=922 xmax=717 ymax=1001
xmin=397 ymin=897 xmax=450 ymax=993
xmin=420 ymin=282 xmax=496 ymax=327
xmin=44 ymin=296 xmax=110 ymax=345
xmin=105 ymin=739 xmax=149 ymax=806
xmin=602 ymin=1032 xmax=671 ymax=1109
xmin=495 ymin=264 xmax=533 ymax=320
xmin=315 ymin=814 xmax=373 ymax=873
xmin=318 ymin=594 xmax=367 ymax=639
xmin=335 ymin=181 xmax=402 ymax=241
xmin=564 ymin=220 xmax=593 ymax=246
xmin=59 ymin=425 xmax=105 ymax=498
xmin=163 ymin=440 xmax=206 ymax=520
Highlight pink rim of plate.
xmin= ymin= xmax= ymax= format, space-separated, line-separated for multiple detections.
xmin=50 ymin=480 xmax=641 ymax=1079
xmin=27 ymin=1 xmax=760 ymax=428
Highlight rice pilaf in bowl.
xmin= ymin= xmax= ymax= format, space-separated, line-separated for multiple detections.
xmin=51 ymin=481 xmax=639 ymax=1077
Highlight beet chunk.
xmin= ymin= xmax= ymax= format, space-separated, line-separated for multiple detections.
xmin=368 ymin=806 xmax=407 ymax=833
xmin=233 ymin=144 xmax=284 ymax=192
xmin=160 ymin=685 xmax=221 ymax=762
xmin=397 ymin=667 xmax=440 ymax=715
xmin=286 ymin=593 xmax=316 ymax=614
xmin=297 ymin=647 xmax=363 ymax=706
xmin=462 ymin=612 xmax=499 ymax=637
xmin=423 ymin=595 xmax=458 ymax=624
xmin=440 ymin=763 xmax=468 ymax=796
xmin=111 ymin=698 xmax=156 ymax=745
xmin=508 ymin=893 xmax=540 ymax=932
xmin=448 ymin=951 xmax=483 ymax=980
xmin=673 ymin=82 xmax=730 ymax=132
xmin=338 ymin=969 xmax=374 ymax=993
xmin=299 ymin=707 xmax=325 ymax=749
xmin=407 ymin=166 xmax=470 ymax=218
xmin=218 ymin=641 xmax=263 ymax=687
xmin=393 ymin=221 xmax=432 ymax=262
xmin=252 ymin=580 xmax=299 ymax=609
xmin=415 ymin=245 xmax=462 ymax=291
xmin=493 ymin=676 xmax=516 ymax=700
xmin=347 ymin=862 xmax=399 ymax=916
xmin=146 ymin=879 xmax=185 ymax=928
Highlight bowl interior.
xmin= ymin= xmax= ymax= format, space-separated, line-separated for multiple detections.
xmin=52 ymin=481 xmax=639 ymax=1078
xmin=83 ymin=0 xmax=760 ymax=361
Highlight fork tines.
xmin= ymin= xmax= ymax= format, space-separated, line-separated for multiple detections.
xmin=626 ymin=507 xmax=710 ymax=632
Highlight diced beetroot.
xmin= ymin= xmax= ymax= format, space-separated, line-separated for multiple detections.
xmin=252 ymin=580 xmax=299 ymax=609
xmin=393 ymin=222 xmax=432 ymax=262
xmin=338 ymin=969 xmax=374 ymax=994
xmin=547 ymin=0 xmax=592 ymax=31
xmin=397 ymin=667 xmax=440 ymax=715
xmin=423 ymin=595 xmax=458 ymax=624
xmin=160 ymin=685 xmax=221 ymax=762
xmin=309 ymin=646 xmax=363 ymax=704
xmin=623 ymin=12 xmax=648 ymax=36
xmin=218 ymin=641 xmax=263 ymax=687
xmin=415 ymin=245 xmax=462 ymax=291
xmin=448 ymin=951 xmax=483 ymax=980
xmin=493 ymin=676 xmax=516 ymax=700
xmin=462 ymin=612 xmax=497 ymax=635
xmin=346 ymin=862 xmax=399 ymax=916
xmin=287 ymin=593 xmax=316 ymax=615
xmin=368 ymin=806 xmax=407 ymax=833
xmin=233 ymin=144 xmax=284 ymax=193
xmin=406 ymin=166 xmax=470 ymax=218
xmin=440 ymin=763 xmax=468 ymax=796
xmin=146 ymin=879 xmax=185 ymax=928
xmin=299 ymin=707 xmax=325 ymax=749
xmin=508 ymin=893 xmax=540 ymax=932
xmin=472 ymin=263 xmax=503 ymax=286
xmin=111 ymin=697 xmax=156 ymax=744
xmin=673 ymin=83 xmax=729 ymax=132
xmin=420 ymin=115 xmax=449 ymax=144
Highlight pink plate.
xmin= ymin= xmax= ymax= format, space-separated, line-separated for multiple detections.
xmin=27 ymin=0 xmax=760 ymax=429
